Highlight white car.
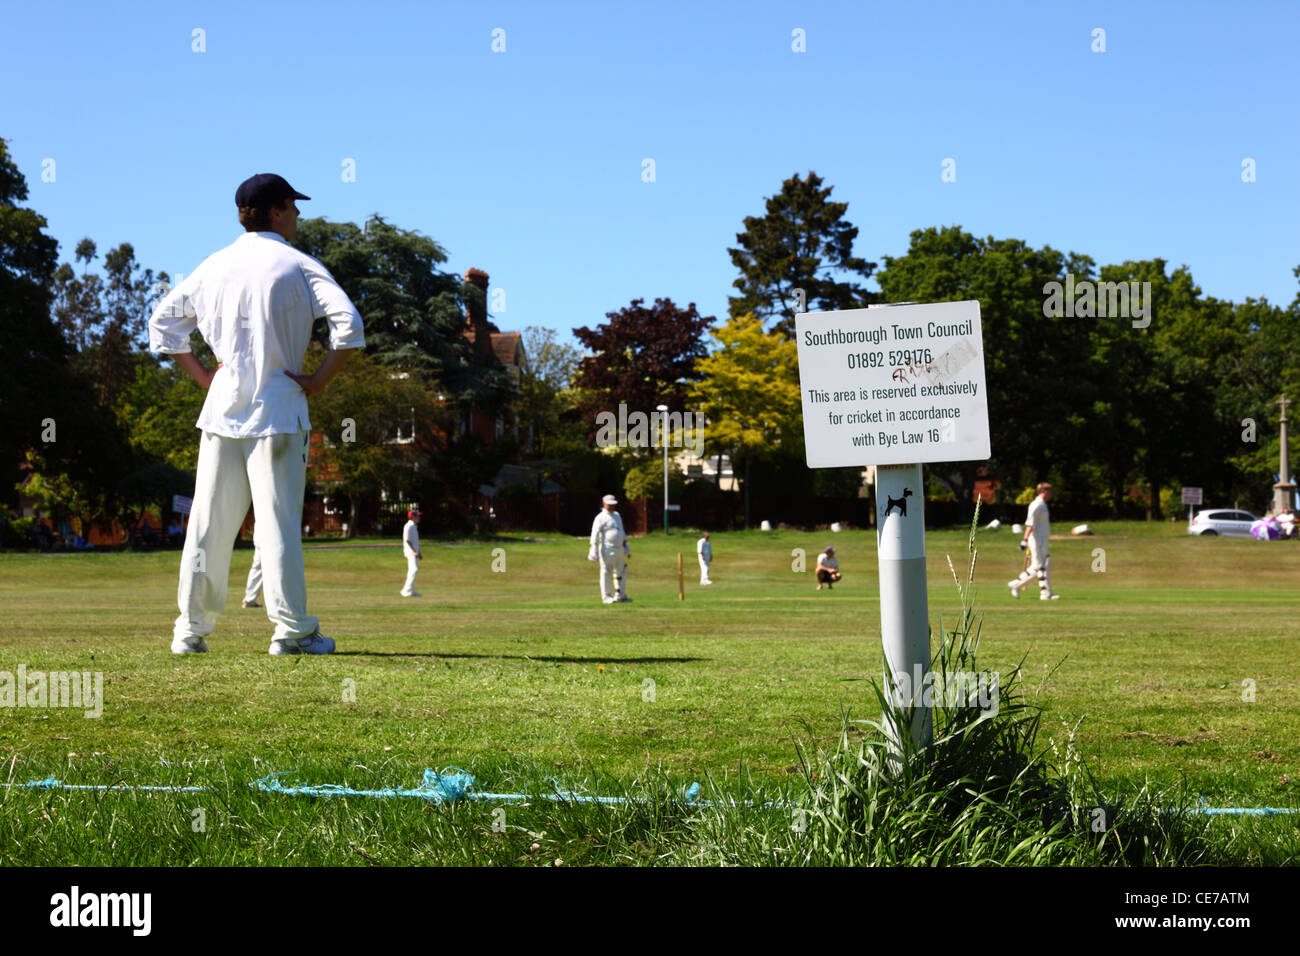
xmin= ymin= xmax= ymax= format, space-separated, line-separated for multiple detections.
xmin=1188 ymin=509 xmax=1260 ymax=537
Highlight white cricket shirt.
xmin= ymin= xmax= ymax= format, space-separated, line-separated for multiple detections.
xmin=148 ymin=231 xmax=365 ymax=438
xmin=1026 ymin=496 xmax=1050 ymax=544
xmin=590 ymin=510 xmax=628 ymax=553
xmin=403 ymin=520 xmax=420 ymax=557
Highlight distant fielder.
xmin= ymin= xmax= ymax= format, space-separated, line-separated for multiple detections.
xmin=1008 ymin=482 xmax=1060 ymax=600
xmin=588 ymin=494 xmax=631 ymax=603
xmin=401 ymin=508 xmax=422 ymax=597
xmin=149 ymin=172 xmax=364 ymax=655
xmin=697 ymin=530 xmax=713 ymax=585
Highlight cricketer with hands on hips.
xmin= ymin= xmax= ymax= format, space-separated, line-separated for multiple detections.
xmin=150 ymin=173 xmax=364 ymax=655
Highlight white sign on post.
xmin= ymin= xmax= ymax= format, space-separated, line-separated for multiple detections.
xmin=794 ymin=300 xmax=990 ymax=753
xmin=794 ymin=300 xmax=990 ymax=467
xmin=1180 ymin=487 xmax=1203 ymax=505
xmin=172 ymin=495 xmax=193 ymax=515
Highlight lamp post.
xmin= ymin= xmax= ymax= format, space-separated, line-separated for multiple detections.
xmin=657 ymin=404 xmax=669 ymax=535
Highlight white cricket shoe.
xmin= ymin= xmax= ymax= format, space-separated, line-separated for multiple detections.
xmin=171 ymin=636 xmax=208 ymax=655
xmin=269 ymin=629 xmax=336 ymax=655
xmin=401 ymin=590 xmax=421 ymax=597
xmin=1007 ymin=580 xmax=1021 ymax=599
xmin=701 ymin=579 xmax=713 ymax=586
xmin=1040 ymin=593 xmax=1060 ymax=601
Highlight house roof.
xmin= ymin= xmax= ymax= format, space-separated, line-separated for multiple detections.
xmin=490 ymin=331 xmax=526 ymax=368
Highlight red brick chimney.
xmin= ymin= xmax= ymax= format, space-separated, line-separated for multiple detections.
xmin=463 ymin=268 xmax=499 ymax=359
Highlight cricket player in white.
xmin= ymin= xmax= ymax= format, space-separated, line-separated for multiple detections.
xmin=150 ymin=173 xmax=364 ymax=654
xmin=1008 ymin=482 xmax=1059 ymax=600
xmin=401 ymin=508 xmax=422 ymax=597
xmin=697 ymin=531 xmax=713 ymax=585
xmin=588 ymin=494 xmax=631 ymax=603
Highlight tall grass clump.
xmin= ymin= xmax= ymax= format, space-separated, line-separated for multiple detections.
xmin=689 ymin=506 xmax=1219 ymax=866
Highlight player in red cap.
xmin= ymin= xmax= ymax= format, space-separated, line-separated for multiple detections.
xmin=401 ymin=508 xmax=423 ymax=597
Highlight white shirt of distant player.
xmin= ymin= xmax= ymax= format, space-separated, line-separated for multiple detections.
xmin=1026 ymin=495 xmax=1050 ymax=544
xmin=817 ymin=552 xmax=839 ymax=571
xmin=403 ymin=519 xmax=420 ymax=557
xmin=697 ymin=536 xmax=712 ymax=561
xmin=590 ymin=510 xmax=628 ymax=553
xmin=148 ymin=231 xmax=365 ymax=438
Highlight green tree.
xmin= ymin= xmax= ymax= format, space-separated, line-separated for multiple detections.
xmin=519 ymin=326 xmax=582 ymax=456
xmin=0 ymin=138 xmax=77 ymax=503
xmin=1218 ymin=277 xmax=1300 ymax=508
xmin=302 ymin=349 xmax=443 ymax=535
xmin=292 ymin=215 xmax=513 ymax=414
xmin=115 ymin=358 xmax=208 ymax=475
xmin=876 ymin=226 xmax=1094 ymax=515
xmin=572 ymin=297 xmax=713 ymax=441
xmin=1091 ymin=260 xmax=1225 ymax=518
xmin=622 ymin=455 xmax=686 ymax=502
xmin=728 ymin=171 xmax=876 ymax=338
xmin=688 ymin=313 xmax=802 ymax=527
xmin=51 ymin=239 xmax=162 ymax=407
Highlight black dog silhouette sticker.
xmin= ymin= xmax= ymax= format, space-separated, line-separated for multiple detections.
xmin=883 ymin=488 xmax=913 ymax=518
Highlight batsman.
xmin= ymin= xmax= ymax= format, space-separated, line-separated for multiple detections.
xmin=1008 ymin=482 xmax=1059 ymax=600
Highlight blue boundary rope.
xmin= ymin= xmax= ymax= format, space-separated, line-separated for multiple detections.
xmin=2 ymin=771 xmax=706 ymax=807
xmin=3 ymin=773 xmax=1294 ymax=815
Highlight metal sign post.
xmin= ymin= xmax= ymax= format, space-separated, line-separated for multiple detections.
xmin=795 ymin=301 xmax=990 ymax=753
xmin=875 ymin=461 xmax=932 ymax=748
xmin=1181 ymin=486 xmax=1202 ymax=527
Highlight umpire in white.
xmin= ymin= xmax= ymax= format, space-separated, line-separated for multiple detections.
xmin=588 ymin=494 xmax=631 ymax=603
xmin=149 ymin=173 xmax=365 ymax=654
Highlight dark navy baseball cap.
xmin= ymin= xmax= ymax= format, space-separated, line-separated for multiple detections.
xmin=234 ymin=173 xmax=310 ymax=209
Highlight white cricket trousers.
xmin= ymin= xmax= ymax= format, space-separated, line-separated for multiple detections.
xmin=1012 ymin=537 xmax=1052 ymax=596
xmin=243 ymin=545 xmax=263 ymax=603
xmin=175 ymin=430 xmax=318 ymax=643
xmin=698 ymin=554 xmax=711 ymax=584
xmin=402 ymin=553 xmax=419 ymax=595
xmin=598 ymin=549 xmax=627 ymax=601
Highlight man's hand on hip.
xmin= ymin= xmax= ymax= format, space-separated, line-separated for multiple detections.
xmin=285 ymin=347 xmax=360 ymax=397
xmin=174 ymin=353 xmax=220 ymax=389
xmin=283 ymin=368 xmax=329 ymax=396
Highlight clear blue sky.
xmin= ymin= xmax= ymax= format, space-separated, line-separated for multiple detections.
xmin=4 ymin=0 xmax=1297 ymax=346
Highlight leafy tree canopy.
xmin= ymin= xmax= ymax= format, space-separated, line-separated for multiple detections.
xmin=728 ymin=171 xmax=876 ymax=338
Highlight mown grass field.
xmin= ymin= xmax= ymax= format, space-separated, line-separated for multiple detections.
xmin=1 ymin=520 xmax=1297 ymax=865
